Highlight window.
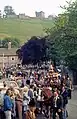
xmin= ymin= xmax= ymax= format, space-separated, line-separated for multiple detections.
xmin=12 ymin=58 xmax=14 ymax=60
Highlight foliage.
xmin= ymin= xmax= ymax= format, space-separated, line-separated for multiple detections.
xmin=46 ymin=0 xmax=77 ymax=69
xmin=0 ymin=37 xmax=20 ymax=48
xmin=4 ymin=6 xmax=15 ymax=16
xmin=17 ymin=36 xmax=57 ymax=65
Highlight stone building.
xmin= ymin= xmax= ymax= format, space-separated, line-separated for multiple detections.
xmin=6 ymin=14 xmax=18 ymax=18
xmin=18 ymin=13 xmax=29 ymax=19
xmin=35 ymin=11 xmax=45 ymax=19
xmin=48 ymin=15 xmax=54 ymax=20
xmin=0 ymin=42 xmax=19 ymax=68
xmin=48 ymin=15 xmax=56 ymax=20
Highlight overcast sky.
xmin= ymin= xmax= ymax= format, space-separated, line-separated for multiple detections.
xmin=0 ymin=0 xmax=74 ymax=17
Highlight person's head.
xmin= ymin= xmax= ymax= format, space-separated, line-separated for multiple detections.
xmin=3 ymin=81 xmax=6 ymax=87
xmin=35 ymin=74 xmax=38 ymax=79
xmin=63 ymin=75 xmax=66 ymax=79
xmin=19 ymin=88 xmax=23 ymax=94
xmin=68 ymin=77 xmax=71 ymax=81
xmin=54 ymin=87 xmax=58 ymax=92
xmin=62 ymin=86 xmax=65 ymax=92
xmin=34 ymin=87 xmax=37 ymax=91
xmin=9 ymin=86 xmax=14 ymax=91
xmin=9 ymin=86 xmax=15 ymax=96
xmin=26 ymin=80 xmax=30 ymax=85
xmin=0 ymin=89 xmax=2 ymax=93
xmin=6 ymin=89 xmax=11 ymax=96
xmin=57 ymin=89 xmax=61 ymax=95
xmin=63 ymin=83 xmax=66 ymax=87
xmin=30 ymin=85 xmax=34 ymax=89
xmin=23 ymin=87 xmax=28 ymax=93
xmin=53 ymin=91 xmax=58 ymax=97
xmin=53 ymin=76 xmax=57 ymax=80
xmin=28 ymin=98 xmax=36 ymax=112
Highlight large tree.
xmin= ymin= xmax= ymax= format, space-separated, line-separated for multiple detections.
xmin=17 ymin=36 xmax=58 ymax=65
xmin=4 ymin=6 xmax=16 ymax=16
xmin=46 ymin=0 xmax=77 ymax=84
xmin=46 ymin=1 xmax=77 ymax=68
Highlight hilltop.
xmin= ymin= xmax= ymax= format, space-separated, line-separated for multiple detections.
xmin=0 ymin=18 xmax=54 ymax=44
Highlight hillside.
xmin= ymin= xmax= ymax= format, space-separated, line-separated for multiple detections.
xmin=0 ymin=18 xmax=54 ymax=43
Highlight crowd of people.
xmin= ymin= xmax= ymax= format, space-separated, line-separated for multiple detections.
xmin=0 ymin=64 xmax=73 ymax=119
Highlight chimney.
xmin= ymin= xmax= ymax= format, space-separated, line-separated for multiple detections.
xmin=8 ymin=42 xmax=11 ymax=49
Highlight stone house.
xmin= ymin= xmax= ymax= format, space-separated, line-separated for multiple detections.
xmin=48 ymin=15 xmax=54 ymax=20
xmin=0 ymin=42 xmax=19 ymax=68
xmin=6 ymin=14 xmax=18 ymax=18
xmin=35 ymin=11 xmax=45 ymax=19
xmin=48 ymin=15 xmax=56 ymax=20
xmin=18 ymin=13 xmax=30 ymax=19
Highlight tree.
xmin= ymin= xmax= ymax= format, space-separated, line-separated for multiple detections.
xmin=46 ymin=1 xmax=77 ymax=67
xmin=17 ymin=36 xmax=57 ymax=65
xmin=45 ymin=0 xmax=77 ymax=84
xmin=0 ymin=37 xmax=20 ymax=48
xmin=4 ymin=6 xmax=15 ymax=16
xmin=20 ymin=36 xmax=47 ymax=65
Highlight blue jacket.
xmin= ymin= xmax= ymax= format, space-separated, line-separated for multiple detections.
xmin=4 ymin=95 xmax=12 ymax=111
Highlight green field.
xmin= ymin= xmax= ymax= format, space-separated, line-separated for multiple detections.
xmin=0 ymin=18 xmax=54 ymax=43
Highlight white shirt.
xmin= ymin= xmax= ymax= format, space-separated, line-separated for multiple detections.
xmin=23 ymin=92 xmax=30 ymax=105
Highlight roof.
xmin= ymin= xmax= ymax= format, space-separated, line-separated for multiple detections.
xmin=0 ymin=48 xmax=17 ymax=56
xmin=40 ymin=11 xmax=44 ymax=13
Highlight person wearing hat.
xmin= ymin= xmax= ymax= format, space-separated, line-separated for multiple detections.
xmin=25 ymin=98 xmax=36 ymax=119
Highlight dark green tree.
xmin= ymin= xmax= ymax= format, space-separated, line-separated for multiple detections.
xmin=0 ymin=37 xmax=20 ymax=48
xmin=45 ymin=0 xmax=77 ymax=84
xmin=46 ymin=0 xmax=77 ymax=68
xmin=4 ymin=6 xmax=16 ymax=16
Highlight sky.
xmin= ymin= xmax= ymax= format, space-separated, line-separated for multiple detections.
xmin=0 ymin=0 xmax=74 ymax=17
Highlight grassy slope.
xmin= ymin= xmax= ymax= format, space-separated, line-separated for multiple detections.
xmin=0 ymin=18 xmax=54 ymax=43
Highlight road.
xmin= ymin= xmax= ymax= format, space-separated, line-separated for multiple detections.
xmin=68 ymin=89 xmax=77 ymax=119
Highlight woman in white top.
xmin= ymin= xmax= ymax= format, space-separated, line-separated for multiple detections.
xmin=23 ymin=87 xmax=30 ymax=112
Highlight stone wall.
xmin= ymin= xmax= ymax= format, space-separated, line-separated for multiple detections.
xmin=0 ymin=55 xmax=19 ymax=68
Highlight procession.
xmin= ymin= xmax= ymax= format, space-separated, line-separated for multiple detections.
xmin=0 ymin=0 xmax=77 ymax=119
xmin=0 ymin=64 xmax=73 ymax=119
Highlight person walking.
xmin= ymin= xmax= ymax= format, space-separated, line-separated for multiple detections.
xmin=25 ymin=98 xmax=36 ymax=119
xmin=52 ymin=91 xmax=63 ymax=119
xmin=16 ymin=89 xmax=23 ymax=119
xmin=4 ymin=89 xmax=13 ymax=119
xmin=61 ymin=84 xmax=68 ymax=119
xmin=23 ymin=87 xmax=30 ymax=118
xmin=28 ymin=85 xmax=34 ymax=100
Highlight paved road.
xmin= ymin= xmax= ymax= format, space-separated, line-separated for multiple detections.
xmin=37 ymin=89 xmax=77 ymax=119
xmin=68 ymin=89 xmax=77 ymax=119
